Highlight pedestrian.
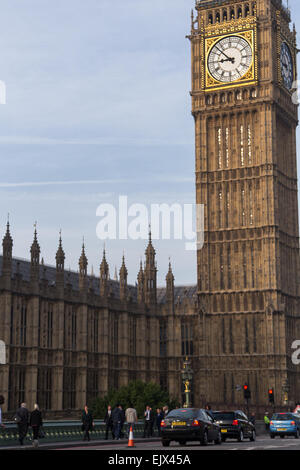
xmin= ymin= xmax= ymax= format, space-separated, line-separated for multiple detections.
xmin=250 ymin=412 xmax=256 ymax=426
xmin=205 ymin=403 xmax=214 ymax=419
xmin=143 ymin=405 xmax=154 ymax=438
xmin=15 ymin=403 xmax=29 ymax=446
xmin=81 ymin=405 xmax=94 ymax=442
xmin=264 ymin=412 xmax=270 ymax=431
xmin=112 ymin=404 xmax=123 ymax=440
xmin=30 ymin=404 xmax=43 ymax=448
xmin=156 ymin=408 xmax=164 ymax=436
xmin=0 ymin=395 xmax=5 ymax=430
xmin=119 ymin=404 xmax=125 ymax=438
xmin=104 ymin=405 xmax=115 ymax=440
xmin=163 ymin=406 xmax=169 ymax=418
xmin=125 ymin=403 xmax=138 ymax=437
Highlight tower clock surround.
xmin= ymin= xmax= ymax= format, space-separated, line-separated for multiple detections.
xmin=189 ymin=0 xmax=300 ymax=409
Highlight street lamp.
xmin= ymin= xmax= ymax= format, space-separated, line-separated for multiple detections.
xmin=181 ymin=357 xmax=193 ymax=408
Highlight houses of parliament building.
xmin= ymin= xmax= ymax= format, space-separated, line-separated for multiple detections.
xmin=1 ymin=0 xmax=300 ymax=415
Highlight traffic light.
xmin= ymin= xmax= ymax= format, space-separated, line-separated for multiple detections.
xmin=268 ymin=388 xmax=274 ymax=404
xmin=243 ymin=384 xmax=251 ymax=400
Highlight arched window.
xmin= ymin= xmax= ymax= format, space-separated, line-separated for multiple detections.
xmin=216 ymin=11 xmax=220 ymax=22
xmin=245 ymin=4 xmax=250 ymax=16
xmin=237 ymin=7 xmax=242 ymax=18
xmin=223 ymin=10 xmax=228 ymax=21
xmin=230 ymin=9 xmax=235 ymax=19
xmin=208 ymin=13 xmax=213 ymax=24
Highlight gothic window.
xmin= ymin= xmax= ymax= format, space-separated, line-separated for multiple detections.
xmin=222 ymin=317 xmax=226 ymax=353
xmin=245 ymin=319 xmax=249 ymax=353
xmin=253 ymin=317 xmax=257 ymax=353
xmin=8 ymin=367 xmax=26 ymax=411
xmin=223 ymin=9 xmax=228 ymax=21
xmin=20 ymin=302 xmax=27 ymax=347
xmin=216 ymin=11 xmax=220 ymax=22
xmin=227 ymin=245 xmax=232 ymax=289
xmin=225 ymin=187 xmax=230 ymax=227
xmin=218 ymin=189 xmax=223 ymax=227
xmin=251 ymin=243 xmax=255 ymax=288
xmin=159 ymin=320 xmax=167 ymax=357
xmin=243 ymin=246 xmax=247 ymax=288
xmin=229 ymin=318 xmax=234 ymax=353
xmin=220 ymin=249 xmax=225 ymax=290
xmin=87 ymin=370 xmax=98 ymax=405
xmin=37 ymin=368 xmax=52 ymax=410
xmin=130 ymin=317 xmax=137 ymax=356
xmin=247 ymin=124 xmax=252 ymax=164
xmin=71 ymin=310 xmax=77 ymax=350
xmin=63 ymin=369 xmax=76 ymax=410
xmin=245 ymin=4 xmax=250 ymax=16
xmin=208 ymin=12 xmax=213 ymax=24
xmin=181 ymin=322 xmax=194 ymax=356
xmin=240 ymin=125 xmax=245 ymax=166
xmin=217 ymin=127 xmax=222 ymax=169
xmin=241 ymin=187 xmax=246 ymax=226
xmin=230 ymin=8 xmax=235 ymax=19
xmin=238 ymin=7 xmax=242 ymax=18
xmin=225 ymin=127 xmax=229 ymax=167
xmin=249 ymin=184 xmax=254 ymax=225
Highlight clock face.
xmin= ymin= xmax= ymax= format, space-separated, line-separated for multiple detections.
xmin=208 ymin=36 xmax=253 ymax=83
xmin=280 ymin=42 xmax=293 ymax=89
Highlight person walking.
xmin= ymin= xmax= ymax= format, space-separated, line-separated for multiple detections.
xmin=0 ymin=395 xmax=5 ymax=430
xmin=81 ymin=405 xmax=94 ymax=442
xmin=104 ymin=405 xmax=115 ymax=440
xmin=15 ymin=403 xmax=29 ymax=446
xmin=118 ymin=404 xmax=125 ymax=439
xmin=163 ymin=406 xmax=169 ymax=418
xmin=112 ymin=404 xmax=123 ymax=440
xmin=143 ymin=405 xmax=154 ymax=438
xmin=250 ymin=412 xmax=256 ymax=426
xmin=30 ymin=404 xmax=43 ymax=448
xmin=156 ymin=408 xmax=164 ymax=436
xmin=125 ymin=404 xmax=138 ymax=437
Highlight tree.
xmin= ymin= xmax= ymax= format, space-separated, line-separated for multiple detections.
xmin=90 ymin=380 xmax=180 ymax=419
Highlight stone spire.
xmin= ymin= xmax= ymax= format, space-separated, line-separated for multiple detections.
xmin=79 ymin=239 xmax=88 ymax=292
xmin=144 ymin=228 xmax=157 ymax=306
xmin=30 ymin=223 xmax=40 ymax=284
xmin=119 ymin=254 xmax=128 ymax=301
xmin=56 ymin=230 xmax=65 ymax=290
xmin=166 ymin=258 xmax=175 ymax=308
xmin=100 ymin=248 xmax=109 ymax=297
xmin=2 ymin=217 xmax=13 ymax=283
xmin=137 ymin=259 xmax=144 ymax=304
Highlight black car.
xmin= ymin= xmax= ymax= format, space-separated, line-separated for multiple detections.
xmin=160 ymin=408 xmax=222 ymax=447
xmin=212 ymin=410 xmax=256 ymax=442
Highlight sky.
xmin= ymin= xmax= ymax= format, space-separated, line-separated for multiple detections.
xmin=0 ymin=0 xmax=299 ymax=286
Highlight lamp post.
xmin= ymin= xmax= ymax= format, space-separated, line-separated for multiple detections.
xmin=181 ymin=357 xmax=193 ymax=408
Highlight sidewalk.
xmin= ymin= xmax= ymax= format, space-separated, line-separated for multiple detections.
xmin=0 ymin=436 xmax=161 ymax=451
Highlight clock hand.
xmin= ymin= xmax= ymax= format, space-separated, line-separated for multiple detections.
xmin=215 ymin=45 xmax=235 ymax=63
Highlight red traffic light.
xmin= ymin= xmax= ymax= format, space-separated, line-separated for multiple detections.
xmin=244 ymin=385 xmax=248 ymax=390
xmin=268 ymin=389 xmax=273 ymax=395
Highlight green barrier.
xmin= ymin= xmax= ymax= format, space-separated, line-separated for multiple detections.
xmin=0 ymin=421 xmax=158 ymax=447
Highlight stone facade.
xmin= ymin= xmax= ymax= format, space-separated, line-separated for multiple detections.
xmin=0 ymin=226 xmax=198 ymax=414
xmin=190 ymin=0 xmax=300 ymax=408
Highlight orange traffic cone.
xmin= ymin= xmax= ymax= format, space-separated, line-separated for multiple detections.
xmin=128 ymin=426 xmax=135 ymax=447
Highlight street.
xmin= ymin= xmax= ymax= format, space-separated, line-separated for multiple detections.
xmin=55 ymin=435 xmax=300 ymax=451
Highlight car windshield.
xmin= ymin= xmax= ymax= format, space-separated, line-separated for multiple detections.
xmin=272 ymin=414 xmax=294 ymax=421
xmin=167 ymin=409 xmax=198 ymax=420
xmin=213 ymin=412 xmax=235 ymax=421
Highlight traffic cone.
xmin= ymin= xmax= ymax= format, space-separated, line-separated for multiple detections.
xmin=128 ymin=426 xmax=135 ymax=447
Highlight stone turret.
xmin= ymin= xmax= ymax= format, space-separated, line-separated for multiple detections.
xmin=100 ymin=248 xmax=109 ymax=297
xmin=79 ymin=240 xmax=88 ymax=292
xmin=2 ymin=219 xmax=13 ymax=288
xmin=30 ymin=224 xmax=40 ymax=284
xmin=137 ymin=260 xmax=144 ymax=304
xmin=144 ymin=229 xmax=157 ymax=307
xmin=56 ymin=231 xmax=65 ymax=292
xmin=166 ymin=259 xmax=175 ymax=309
xmin=119 ymin=254 xmax=128 ymax=301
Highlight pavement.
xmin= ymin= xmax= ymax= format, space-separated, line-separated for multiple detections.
xmin=2 ymin=435 xmax=300 ymax=451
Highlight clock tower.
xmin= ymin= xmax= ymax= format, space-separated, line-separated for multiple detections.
xmin=189 ymin=0 xmax=300 ymax=408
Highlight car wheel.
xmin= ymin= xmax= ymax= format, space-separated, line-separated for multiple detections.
xmin=295 ymin=430 xmax=300 ymax=439
xmin=201 ymin=430 xmax=208 ymax=446
xmin=250 ymin=430 xmax=256 ymax=442
xmin=162 ymin=440 xmax=170 ymax=447
xmin=221 ymin=436 xmax=226 ymax=442
xmin=280 ymin=435 xmax=285 ymax=439
xmin=237 ymin=430 xmax=244 ymax=442
xmin=179 ymin=441 xmax=186 ymax=446
xmin=214 ymin=431 xmax=222 ymax=445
